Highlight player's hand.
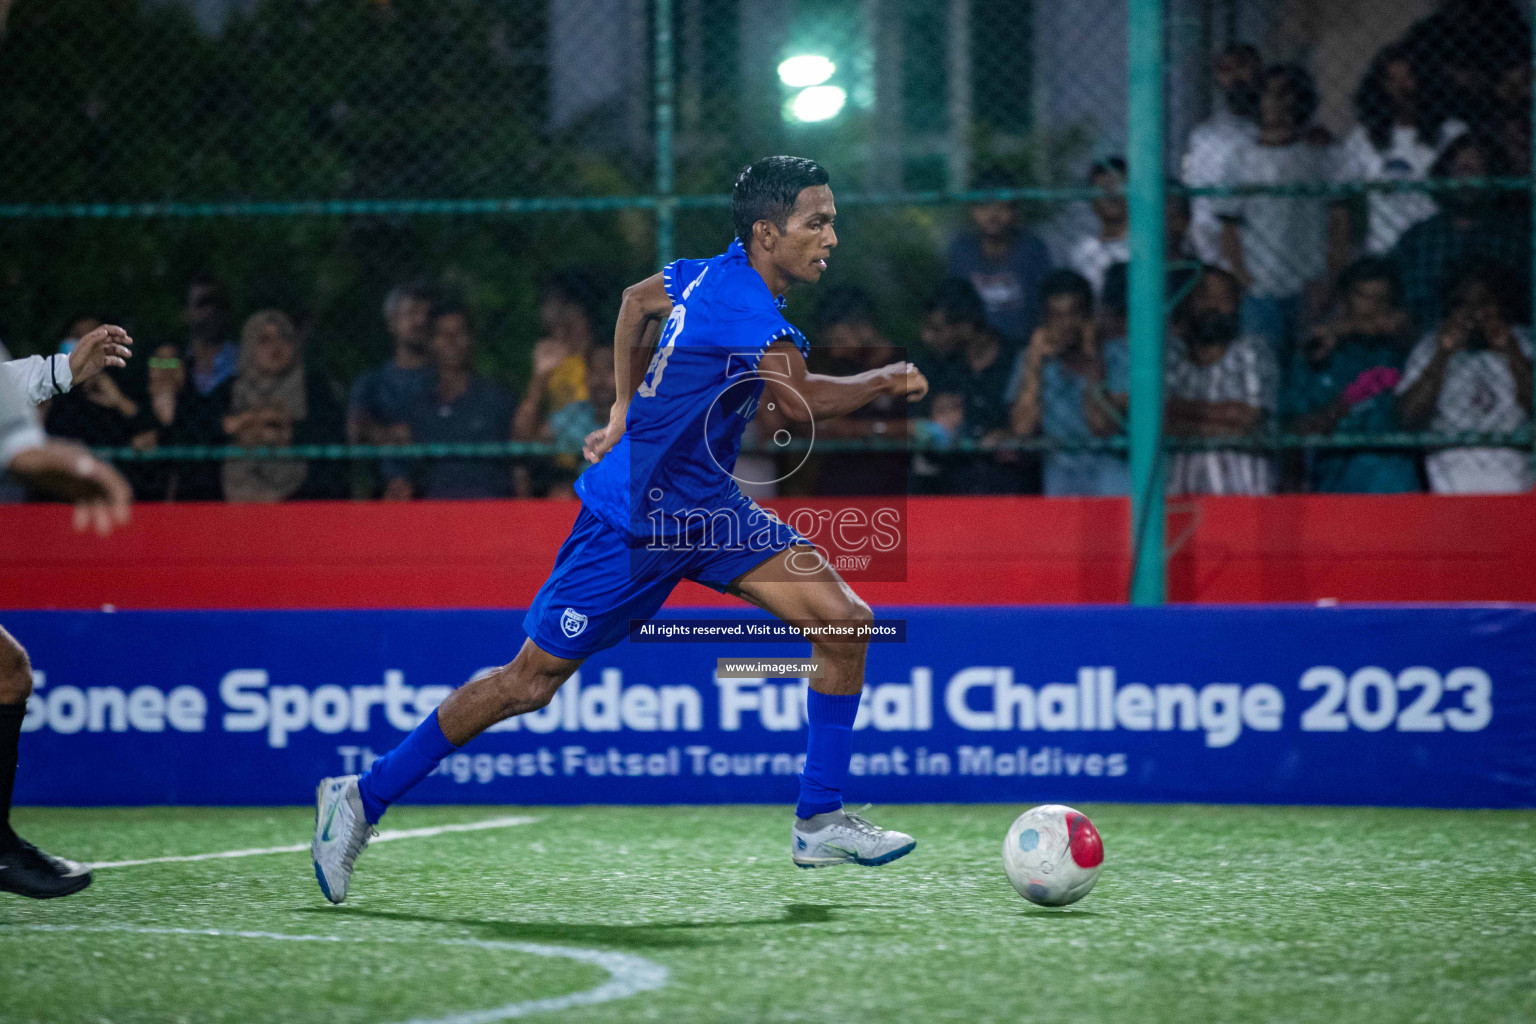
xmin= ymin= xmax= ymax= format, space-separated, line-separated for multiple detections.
xmin=583 ymin=420 xmax=623 ymax=464
xmin=68 ymin=324 xmax=133 ymax=388
xmin=884 ymin=362 xmax=928 ymax=402
xmin=7 ymin=441 xmax=132 ymax=537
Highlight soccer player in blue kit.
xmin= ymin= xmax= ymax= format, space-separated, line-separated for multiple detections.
xmin=313 ymin=156 xmax=930 ymax=903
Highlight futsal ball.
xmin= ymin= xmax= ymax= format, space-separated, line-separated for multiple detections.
xmin=1002 ymin=804 xmax=1104 ymax=907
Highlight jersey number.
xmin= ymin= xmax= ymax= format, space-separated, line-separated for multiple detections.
xmin=638 ymin=304 xmax=684 ymax=398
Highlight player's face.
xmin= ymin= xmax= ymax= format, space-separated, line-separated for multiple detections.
xmin=775 ymin=185 xmax=838 ymax=285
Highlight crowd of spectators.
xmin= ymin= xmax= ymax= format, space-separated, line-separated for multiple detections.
xmin=8 ymin=3 xmax=1534 ymax=502
xmin=922 ymin=2 xmax=1534 ymax=497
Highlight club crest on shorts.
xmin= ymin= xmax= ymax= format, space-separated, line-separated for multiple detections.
xmin=560 ymin=607 xmax=588 ymax=638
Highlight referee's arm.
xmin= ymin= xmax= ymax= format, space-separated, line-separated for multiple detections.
xmin=0 ymin=356 xmax=132 ymax=536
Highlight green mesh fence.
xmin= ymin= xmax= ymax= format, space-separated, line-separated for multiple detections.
xmin=0 ymin=0 xmax=1532 ymax=504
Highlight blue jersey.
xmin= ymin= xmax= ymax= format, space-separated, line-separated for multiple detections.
xmin=575 ymin=240 xmax=810 ymax=543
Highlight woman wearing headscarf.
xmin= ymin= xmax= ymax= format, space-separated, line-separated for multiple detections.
xmin=214 ymin=309 xmax=344 ymax=502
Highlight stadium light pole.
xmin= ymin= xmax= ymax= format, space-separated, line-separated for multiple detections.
xmin=1127 ymin=0 xmax=1167 ymax=606
xmin=654 ymin=0 xmax=676 ymax=269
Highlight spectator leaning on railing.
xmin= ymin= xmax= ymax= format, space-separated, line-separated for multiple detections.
xmin=127 ymin=343 xmax=228 ymax=501
xmin=214 ymin=309 xmax=345 ymax=503
xmin=386 ymin=300 xmax=516 ymax=501
xmin=1395 ymin=263 xmax=1534 ymax=494
xmin=1283 ymin=258 xmax=1420 ymax=494
xmin=348 ymin=280 xmax=434 ymax=447
xmin=1011 ymin=269 xmax=1129 ymax=497
xmin=1164 ymin=265 xmax=1279 ymax=496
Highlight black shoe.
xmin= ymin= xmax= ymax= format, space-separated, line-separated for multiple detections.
xmin=0 ymin=839 xmax=93 ymax=899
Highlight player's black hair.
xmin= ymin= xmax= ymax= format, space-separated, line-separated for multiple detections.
xmin=1263 ymin=63 xmax=1319 ymax=128
xmin=1040 ymin=269 xmax=1095 ymax=315
xmin=1087 ymin=156 xmax=1127 ymax=185
xmin=1102 ymin=262 xmax=1129 ymax=319
xmin=1337 ymin=256 xmax=1403 ymax=305
xmin=731 ymin=156 xmax=831 ymax=249
xmin=923 ymin=278 xmax=989 ymax=332
xmin=815 ymin=285 xmax=877 ymax=332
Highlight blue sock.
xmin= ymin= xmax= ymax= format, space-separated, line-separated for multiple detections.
xmin=796 ymin=690 xmax=862 ymax=819
xmin=357 ymin=708 xmax=458 ymax=824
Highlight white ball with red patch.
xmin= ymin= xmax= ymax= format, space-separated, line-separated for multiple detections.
xmin=1002 ymin=804 xmax=1104 ymax=906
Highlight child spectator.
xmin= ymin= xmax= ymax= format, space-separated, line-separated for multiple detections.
xmin=1395 ymin=264 xmax=1534 ymax=493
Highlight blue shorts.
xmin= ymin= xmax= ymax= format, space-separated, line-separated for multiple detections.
xmin=522 ymin=498 xmax=808 ymax=660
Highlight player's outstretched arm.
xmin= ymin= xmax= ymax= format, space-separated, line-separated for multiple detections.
xmin=758 ymin=339 xmax=927 ymax=424
xmin=584 ymin=275 xmax=670 ymax=464
xmin=7 ymin=441 xmax=132 ymax=536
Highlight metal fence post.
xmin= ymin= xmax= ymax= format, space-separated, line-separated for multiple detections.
xmin=1530 ymin=3 xmax=1535 ymax=479
xmin=655 ymin=0 xmax=676 ymax=270
xmin=1128 ymin=0 xmax=1167 ymax=605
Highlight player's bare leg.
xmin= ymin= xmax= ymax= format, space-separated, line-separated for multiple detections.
xmin=313 ymin=639 xmax=583 ymax=903
xmin=434 ymin=640 xmax=584 ymax=745
xmin=0 ymin=624 xmax=92 ymax=898
xmin=728 ymin=546 xmax=916 ymax=868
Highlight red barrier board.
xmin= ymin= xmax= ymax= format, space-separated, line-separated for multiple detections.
xmin=1 ymin=495 xmax=1532 ymax=609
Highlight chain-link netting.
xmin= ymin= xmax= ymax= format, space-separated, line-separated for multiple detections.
xmin=0 ymin=0 xmax=1531 ymax=506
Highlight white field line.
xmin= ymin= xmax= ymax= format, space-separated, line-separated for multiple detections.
xmin=88 ymin=815 xmax=538 ymax=869
xmin=5 ymin=924 xmax=669 ymax=1023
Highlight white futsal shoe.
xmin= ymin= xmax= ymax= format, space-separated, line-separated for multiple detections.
xmin=312 ymin=775 xmax=376 ymax=904
xmin=791 ymin=806 xmax=916 ymax=868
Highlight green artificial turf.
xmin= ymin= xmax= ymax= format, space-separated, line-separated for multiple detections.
xmin=3 ymin=804 xmax=1533 ymax=1024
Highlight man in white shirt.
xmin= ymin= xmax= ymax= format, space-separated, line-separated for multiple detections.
xmin=1215 ymin=64 xmax=1332 ymax=361
xmin=1396 ymin=265 xmax=1534 ymax=493
xmin=1069 ymin=157 xmax=1130 ymax=299
xmin=1184 ymin=43 xmax=1263 ymax=267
